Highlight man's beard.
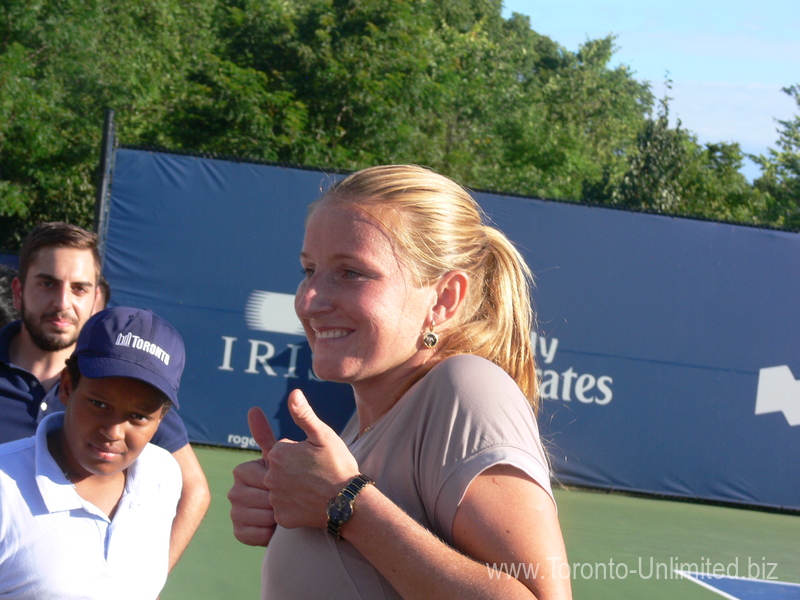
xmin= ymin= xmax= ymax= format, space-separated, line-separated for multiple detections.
xmin=21 ymin=301 xmax=80 ymax=352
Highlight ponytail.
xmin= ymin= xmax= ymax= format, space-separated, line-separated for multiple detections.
xmin=435 ymin=226 xmax=538 ymax=409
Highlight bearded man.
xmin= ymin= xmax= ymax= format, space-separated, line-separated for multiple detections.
xmin=0 ymin=222 xmax=210 ymax=570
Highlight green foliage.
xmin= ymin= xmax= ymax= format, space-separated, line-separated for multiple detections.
xmin=589 ymin=86 xmax=779 ymax=227
xmin=1 ymin=0 xmax=797 ymax=250
xmin=679 ymin=142 xmax=772 ymax=225
xmin=0 ymin=0 xmax=222 ymax=247
xmin=609 ymin=95 xmax=691 ymax=212
xmin=752 ymin=85 xmax=800 ymax=229
xmin=528 ymin=36 xmax=652 ymax=200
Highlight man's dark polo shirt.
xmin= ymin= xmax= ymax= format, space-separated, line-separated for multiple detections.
xmin=0 ymin=320 xmax=189 ymax=451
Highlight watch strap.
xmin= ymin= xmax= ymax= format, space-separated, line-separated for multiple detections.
xmin=326 ymin=474 xmax=374 ymax=540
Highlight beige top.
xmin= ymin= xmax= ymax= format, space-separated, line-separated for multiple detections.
xmin=261 ymin=354 xmax=553 ymax=599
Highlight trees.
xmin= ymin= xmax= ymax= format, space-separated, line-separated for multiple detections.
xmin=606 ymin=96 xmax=688 ymax=212
xmin=528 ymin=35 xmax=651 ymax=201
xmin=752 ymin=85 xmax=800 ymax=230
xmin=1 ymin=0 xmax=219 ymax=246
xmin=1 ymin=0 xmax=796 ymax=250
xmin=588 ymin=86 xmax=776 ymax=227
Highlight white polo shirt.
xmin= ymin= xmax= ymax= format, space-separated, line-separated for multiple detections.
xmin=0 ymin=413 xmax=182 ymax=599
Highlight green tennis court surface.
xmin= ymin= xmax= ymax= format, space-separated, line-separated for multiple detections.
xmin=161 ymin=446 xmax=800 ymax=599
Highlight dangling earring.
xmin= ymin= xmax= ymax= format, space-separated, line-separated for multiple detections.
xmin=422 ymin=321 xmax=439 ymax=349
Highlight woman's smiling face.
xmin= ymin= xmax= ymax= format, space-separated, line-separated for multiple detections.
xmin=295 ymin=201 xmax=437 ymax=394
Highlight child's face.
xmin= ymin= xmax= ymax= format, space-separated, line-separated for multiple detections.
xmin=59 ymin=373 xmax=166 ymax=479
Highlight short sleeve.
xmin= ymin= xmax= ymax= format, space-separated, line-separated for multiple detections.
xmin=413 ymin=355 xmax=553 ymax=543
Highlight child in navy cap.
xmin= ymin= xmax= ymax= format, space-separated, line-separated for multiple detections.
xmin=0 ymin=307 xmax=186 ymax=599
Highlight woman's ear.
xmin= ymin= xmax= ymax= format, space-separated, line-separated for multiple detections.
xmin=432 ymin=270 xmax=469 ymax=326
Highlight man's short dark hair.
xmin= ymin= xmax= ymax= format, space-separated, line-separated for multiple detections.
xmin=18 ymin=222 xmax=100 ymax=285
xmin=97 ymin=274 xmax=111 ymax=309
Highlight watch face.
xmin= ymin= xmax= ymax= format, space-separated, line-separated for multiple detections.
xmin=328 ymin=495 xmax=353 ymax=523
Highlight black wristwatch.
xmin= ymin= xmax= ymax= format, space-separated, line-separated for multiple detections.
xmin=326 ymin=474 xmax=374 ymax=540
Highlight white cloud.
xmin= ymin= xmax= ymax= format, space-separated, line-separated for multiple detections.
xmin=668 ymin=81 xmax=796 ymax=154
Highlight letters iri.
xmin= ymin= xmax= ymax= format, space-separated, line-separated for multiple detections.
xmin=217 ymin=330 xmax=614 ymax=404
xmin=238 ymin=291 xmax=616 ymax=403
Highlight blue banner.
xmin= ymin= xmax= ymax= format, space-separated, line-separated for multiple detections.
xmin=103 ymin=148 xmax=800 ymax=510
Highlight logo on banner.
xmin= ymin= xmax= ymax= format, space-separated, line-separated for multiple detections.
xmin=226 ymin=292 xmax=618 ymax=405
xmin=218 ymin=290 xmax=311 ymax=378
xmin=533 ymin=332 xmax=614 ymax=405
xmin=755 ymin=365 xmax=800 ymax=426
xmin=244 ymin=290 xmax=304 ymax=335
xmin=221 ymin=290 xmax=323 ymax=446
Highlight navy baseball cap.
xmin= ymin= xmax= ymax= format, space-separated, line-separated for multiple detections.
xmin=73 ymin=307 xmax=185 ymax=408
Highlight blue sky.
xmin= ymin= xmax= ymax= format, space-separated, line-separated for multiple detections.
xmin=501 ymin=0 xmax=800 ymax=181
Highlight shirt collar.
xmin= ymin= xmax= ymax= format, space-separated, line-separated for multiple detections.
xmin=34 ymin=412 xmax=83 ymax=513
xmin=0 ymin=319 xmax=22 ymax=364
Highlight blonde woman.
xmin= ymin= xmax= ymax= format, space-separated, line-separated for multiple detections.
xmin=229 ymin=165 xmax=572 ymax=599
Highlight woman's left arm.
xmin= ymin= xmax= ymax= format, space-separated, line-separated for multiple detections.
xmin=338 ymin=465 xmax=571 ymax=600
xmin=267 ymin=391 xmax=571 ymax=600
xmin=452 ymin=465 xmax=572 ymax=598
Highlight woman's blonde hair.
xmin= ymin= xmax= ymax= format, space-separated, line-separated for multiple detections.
xmin=312 ymin=165 xmax=539 ymax=409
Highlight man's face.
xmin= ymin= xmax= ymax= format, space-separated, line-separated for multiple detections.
xmin=13 ymin=247 xmax=98 ymax=352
